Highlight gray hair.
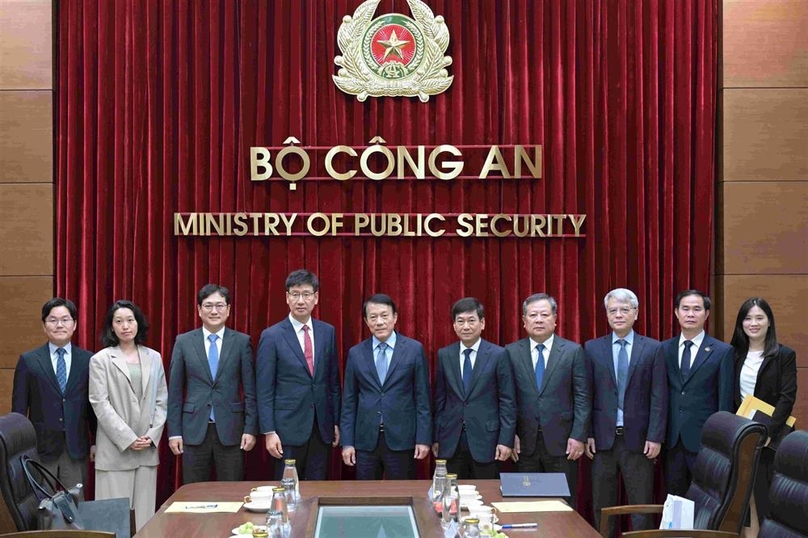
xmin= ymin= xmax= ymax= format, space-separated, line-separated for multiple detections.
xmin=522 ymin=293 xmax=558 ymax=316
xmin=603 ymin=288 xmax=639 ymax=309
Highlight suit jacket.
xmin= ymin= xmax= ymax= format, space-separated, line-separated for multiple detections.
xmin=167 ymin=327 xmax=257 ymax=446
xmin=505 ymin=335 xmax=591 ymax=458
xmin=734 ymin=343 xmax=797 ymax=446
xmin=255 ymin=317 xmax=340 ymax=446
xmin=585 ymin=333 xmax=668 ymax=453
xmin=12 ymin=343 xmax=96 ymax=461
xmin=664 ymin=334 xmax=734 ymax=452
xmin=89 ymin=345 xmax=167 ymax=471
xmin=433 ymin=339 xmax=516 ymax=463
xmin=340 ymin=332 xmax=432 ymax=452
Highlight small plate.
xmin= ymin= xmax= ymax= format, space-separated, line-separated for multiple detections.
xmin=231 ymin=528 xmax=255 ymax=536
xmin=243 ymin=501 xmax=273 ymax=512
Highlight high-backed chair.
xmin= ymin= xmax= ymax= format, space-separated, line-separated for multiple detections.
xmin=600 ymin=411 xmax=767 ymax=538
xmin=0 ymin=413 xmax=43 ymax=532
xmin=758 ymin=430 xmax=808 ymax=538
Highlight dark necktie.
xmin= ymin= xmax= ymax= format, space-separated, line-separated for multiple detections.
xmin=535 ymin=343 xmax=545 ymax=390
xmin=681 ymin=340 xmax=693 ymax=381
xmin=55 ymin=347 xmax=67 ymax=394
xmin=302 ymin=325 xmax=314 ymax=375
xmin=376 ymin=342 xmax=388 ymax=384
xmin=616 ymin=339 xmax=628 ymax=410
xmin=462 ymin=348 xmax=473 ymax=394
xmin=208 ymin=334 xmax=219 ymax=421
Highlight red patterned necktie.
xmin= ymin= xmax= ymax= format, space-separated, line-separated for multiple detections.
xmin=303 ymin=325 xmax=314 ymax=375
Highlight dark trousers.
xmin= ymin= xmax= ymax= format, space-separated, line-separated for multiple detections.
xmin=182 ymin=423 xmax=243 ymax=484
xmin=356 ymin=429 xmax=414 ymax=480
xmin=752 ymin=447 xmax=775 ymax=524
xmin=273 ymin=418 xmax=331 ymax=481
xmin=664 ymin=441 xmax=698 ymax=496
xmin=592 ymin=434 xmax=656 ymax=538
xmin=447 ymin=430 xmax=499 ymax=480
xmin=516 ymin=430 xmax=578 ymax=510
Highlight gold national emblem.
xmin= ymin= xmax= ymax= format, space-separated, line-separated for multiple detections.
xmin=333 ymin=0 xmax=453 ymax=102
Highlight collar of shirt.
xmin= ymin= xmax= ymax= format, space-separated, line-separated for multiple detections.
xmin=202 ymin=326 xmax=226 ymax=347
xmin=679 ymin=330 xmax=705 ymax=350
xmin=372 ymin=331 xmax=397 ymax=353
xmin=530 ymin=334 xmax=554 ymax=367
xmin=288 ymin=314 xmax=313 ymax=335
xmin=48 ymin=341 xmax=73 ymax=375
xmin=459 ymin=338 xmax=481 ymax=371
xmin=611 ymin=330 xmax=635 ymax=348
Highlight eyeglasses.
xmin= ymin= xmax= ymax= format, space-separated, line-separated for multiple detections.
xmin=607 ymin=307 xmax=635 ymax=316
xmin=45 ymin=317 xmax=74 ymax=326
xmin=201 ymin=302 xmax=228 ymax=311
xmin=288 ymin=292 xmax=315 ymax=301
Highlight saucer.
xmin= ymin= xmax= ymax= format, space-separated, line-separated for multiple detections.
xmin=243 ymin=501 xmax=273 ymax=512
xmin=459 ymin=494 xmax=483 ymax=507
xmin=231 ymin=528 xmax=256 ymax=536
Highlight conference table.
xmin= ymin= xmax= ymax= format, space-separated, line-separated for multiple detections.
xmin=136 ymin=480 xmax=601 ymax=537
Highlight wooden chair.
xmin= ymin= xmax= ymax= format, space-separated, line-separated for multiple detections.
xmin=599 ymin=412 xmax=767 ymax=538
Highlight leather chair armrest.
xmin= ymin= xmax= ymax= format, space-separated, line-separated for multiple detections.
xmin=599 ymin=505 xmax=663 ymax=537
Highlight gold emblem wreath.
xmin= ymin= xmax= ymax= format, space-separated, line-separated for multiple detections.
xmin=333 ymin=0 xmax=453 ymax=102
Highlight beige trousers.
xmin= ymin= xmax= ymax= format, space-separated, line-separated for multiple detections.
xmin=95 ymin=465 xmax=157 ymax=532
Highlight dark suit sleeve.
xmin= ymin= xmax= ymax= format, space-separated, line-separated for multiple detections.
xmin=240 ymin=336 xmax=258 ymax=436
xmin=647 ymin=344 xmax=668 ymax=443
xmin=496 ymin=348 xmax=516 ymax=447
xmin=718 ymin=344 xmax=735 ymax=413
xmin=769 ymin=347 xmax=797 ymax=439
xmin=328 ymin=327 xmax=341 ymax=427
xmin=256 ymin=330 xmax=278 ymax=434
xmin=433 ymin=350 xmax=447 ymax=442
xmin=167 ymin=336 xmax=186 ymax=438
xmin=583 ymin=343 xmax=595 ymax=439
xmin=11 ymin=355 xmax=29 ymax=416
xmin=414 ymin=344 xmax=432 ymax=446
xmin=340 ymin=351 xmax=358 ymax=447
xmin=570 ymin=345 xmax=591 ymax=443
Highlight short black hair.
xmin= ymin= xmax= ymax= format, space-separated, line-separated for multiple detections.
xmin=41 ymin=298 xmax=77 ymax=323
xmin=197 ymin=284 xmax=231 ymax=306
xmin=363 ymin=293 xmax=397 ymax=318
xmin=101 ymin=300 xmax=149 ymax=347
xmin=451 ymin=297 xmax=484 ymax=321
xmin=674 ymin=290 xmax=711 ymax=310
xmin=285 ymin=269 xmax=319 ymax=292
xmin=522 ymin=293 xmax=558 ymax=316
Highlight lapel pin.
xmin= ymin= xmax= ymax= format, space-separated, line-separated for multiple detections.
xmin=704 ymin=347 xmax=711 ymax=352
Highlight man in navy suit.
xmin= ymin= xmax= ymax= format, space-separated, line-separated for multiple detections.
xmin=256 ymin=269 xmax=341 ymax=480
xmin=584 ymin=289 xmax=668 ymax=537
xmin=432 ymin=298 xmax=516 ymax=479
xmin=12 ymin=298 xmax=95 ymax=495
xmin=167 ymin=284 xmax=257 ymax=483
xmin=663 ymin=290 xmax=733 ymax=495
xmin=506 ymin=293 xmax=590 ymax=509
xmin=341 ymin=293 xmax=432 ymax=480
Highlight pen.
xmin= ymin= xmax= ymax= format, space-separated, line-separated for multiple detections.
xmin=185 ymin=504 xmax=218 ymax=509
xmin=501 ymin=523 xmax=538 ymax=529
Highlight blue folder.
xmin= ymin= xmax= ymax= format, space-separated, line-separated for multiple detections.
xmin=499 ymin=472 xmax=570 ymax=497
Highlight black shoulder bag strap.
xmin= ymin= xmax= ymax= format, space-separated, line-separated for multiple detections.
xmin=21 ymin=456 xmax=80 ymax=524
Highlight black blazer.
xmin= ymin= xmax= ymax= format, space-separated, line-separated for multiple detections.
xmin=12 ymin=343 xmax=96 ymax=461
xmin=734 ymin=343 xmax=797 ymax=446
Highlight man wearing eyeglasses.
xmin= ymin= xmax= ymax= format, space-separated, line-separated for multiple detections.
xmin=256 ymin=269 xmax=341 ymax=480
xmin=167 ymin=284 xmax=257 ymax=484
xmin=584 ymin=289 xmax=667 ymax=538
xmin=12 ymin=298 xmax=96 ymax=496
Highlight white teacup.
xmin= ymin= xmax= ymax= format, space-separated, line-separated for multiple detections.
xmin=468 ymin=504 xmax=495 ymax=520
xmin=244 ymin=489 xmax=273 ymax=504
xmin=475 ymin=512 xmax=495 ymax=533
xmin=463 ymin=498 xmax=484 ymax=510
xmin=457 ymin=484 xmax=477 ymax=494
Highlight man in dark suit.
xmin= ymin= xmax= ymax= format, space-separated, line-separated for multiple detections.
xmin=167 ymin=284 xmax=257 ymax=483
xmin=341 ymin=293 xmax=432 ymax=480
xmin=584 ymin=289 xmax=668 ymax=537
xmin=256 ymin=269 xmax=341 ymax=480
xmin=432 ymin=297 xmax=516 ymax=479
xmin=663 ymin=290 xmax=734 ymax=495
xmin=505 ymin=293 xmax=590 ymax=509
xmin=12 ymin=298 xmax=95 ymax=495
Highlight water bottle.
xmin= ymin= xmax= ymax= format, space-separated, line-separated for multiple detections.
xmin=432 ymin=459 xmax=448 ymax=510
xmin=462 ymin=517 xmax=482 ymax=537
xmin=441 ymin=473 xmax=459 ymax=527
xmin=266 ymin=509 xmax=287 ymax=538
xmin=270 ymin=486 xmax=288 ymax=524
xmin=281 ymin=459 xmax=300 ymax=502
xmin=281 ymin=477 xmax=297 ymax=512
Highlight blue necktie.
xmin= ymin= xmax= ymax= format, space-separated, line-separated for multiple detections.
xmin=462 ymin=348 xmax=473 ymax=394
xmin=616 ymin=339 xmax=629 ymax=410
xmin=535 ymin=343 xmax=545 ymax=390
xmin=55 ymin=348 xmax=67 ymax=394
xmin=376 ymin=342 xmax=388 ymax=385
xmin=208 ymin=334 xmax=219 ymax=421
xmin=681 ymin=340 xmax=693 ymax=381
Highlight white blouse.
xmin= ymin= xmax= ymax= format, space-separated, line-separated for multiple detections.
xmin=740 ymin=350 xmax=765 ymax=400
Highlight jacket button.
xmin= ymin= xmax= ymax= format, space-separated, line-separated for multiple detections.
xmin=381 ymin=392 xmax=385 ymax=397
xmin=310 ymin=403 xmax=314 ymax=408
xmin=59 ymin=418 xmax=63 ymax=422
xmin=681 ymin=391 xmax=685 ymax=395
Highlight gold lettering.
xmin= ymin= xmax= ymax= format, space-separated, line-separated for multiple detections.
xmin=479 ymin=146 xmax=511 ymax=178
xmin=307 ymin=213 xmax=330 ymax=237
xmin=233 ymin=213 xmax=249 ymax=236
xmin=275 ymin=146 xmax=311 ymax=191
xmin=475 ymin=214 xmax=490 ymax=237
xmin=514 ymin=145 xmax=542 ymax=178
xmin=206 ymin=213 xmax=225 ymax=236
xmin=360 ymin=145 xmax=395 ymax=180
xmin=530 ymin=215 xmax=546 ymax=237
xmin=513 ymin=216 xmax=529 ymax=237
xmin=425 ymin=213 xmax=445 ymax=237
xmin=174 ymin=213 xmax=198 ymax=236
xmin=397 ymin=146 xmax=425 ymax=179
xmin=429 ymin=145 xmax=463 ymax=180
xmin=250 ymin=147 xmax=272 ymax=181
xmin=330 ymin=213 xmax=344 ymax=236
xmin=280 ymin=213 xmax=297 ymax=236
xmin=490 ymin=214 xmax=511 ymax=237
xmin=263 ymin=213 xmax=281 ymax=235
xmin=325 ymin=145 xmax=357 ymax=180
xmin=456 ymin=213 xmax=474 ymax=237
xmin=388 ymin=214 xmax=403 ymax=236
xmin=569 ymin=214 xmax=586 ymax=236
xmin=370 ymin=214 xmax=386 ymax=236
xmin=354 ymin=213 xmax=370 ymax=235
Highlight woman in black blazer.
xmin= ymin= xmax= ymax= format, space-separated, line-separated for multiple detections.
xmin=730 ymin=297 xmax=797 ymax=526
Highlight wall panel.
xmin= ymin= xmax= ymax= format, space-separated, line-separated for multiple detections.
xmin=0 ymin=92 xmax=52 ymax=183
xmin=0 ymin=0 xmax=52 ymax=89
xmin=0 ymin=184 xmax=53 ymax=276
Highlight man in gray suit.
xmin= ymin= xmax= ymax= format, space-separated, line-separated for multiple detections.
xmin=432 ymin=297 xmax=515 ymax=479
xmin=167 ymin=284 xmax=258 ymax=483
xmin=506 ymin=293 xmax=590 ymax=509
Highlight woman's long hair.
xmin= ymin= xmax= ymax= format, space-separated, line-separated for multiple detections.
xmin=729 ymin=297 xmax=779 ymax=361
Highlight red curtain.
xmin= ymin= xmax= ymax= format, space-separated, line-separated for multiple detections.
xmin=56 ymin=0 xmax=718 ymax=515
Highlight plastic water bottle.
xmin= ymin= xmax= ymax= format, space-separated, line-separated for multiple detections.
xmin=281 ymin=459 xmax=300 ymax=502
xmin=442 ymin=473 xmax=459 ymax=527
xmin=432 ymin=459 xmax=448 ymax=509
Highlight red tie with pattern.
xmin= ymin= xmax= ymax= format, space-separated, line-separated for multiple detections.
xmin=303 ymin=325 xmax=314 ymax=375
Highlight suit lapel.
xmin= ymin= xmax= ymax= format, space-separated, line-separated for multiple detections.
xmin=36 ymin=345 xmax=62 ymax=394
xmin=685 ymin=338 xmax=715 ymax=383
xmin=445 ymin=343 xmax=464 ymax=398
xmin=384 ymin=336 xmax=404 ymax=384
xmin=215 ymin=328 xmax=235 ymax=381
xmin=139 ymin=346 xmax=152 ymax=401
xmin=625 ymin=335 xmax=643 ymax=387
xmin=109 ymin=346 xmax=134 ymax=391
xmin=540 ymin=337 xmax=564 ymax=395
xmin=468 ymin=340 xmax=490 ymax=396
xmin=282 ymin=320 xmax=311 ymax=376
xmin=63 ymin=348 xmax=84 ymax=394
xmin=665 ymin=340 xmax=681 ymax=389
xmin=363 ymin=339 xmax=382 ymax=387
xmin=520 ymin=339 xmax=537 ymax=394
xmin=192 ymin=329 xmax=213 ymax=384
xmin=600 ymin=336 xmax=618 ymax=388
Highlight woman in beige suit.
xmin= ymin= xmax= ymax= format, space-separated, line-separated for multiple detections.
xmin=89 ymin=300 xmax=167 ymax=531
